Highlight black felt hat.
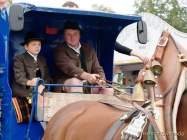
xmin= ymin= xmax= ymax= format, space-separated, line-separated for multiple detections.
xmin=59 ymin=20 xmax=82 ymax=34
xmin=21 ymin=32 xmax=44 ymax=46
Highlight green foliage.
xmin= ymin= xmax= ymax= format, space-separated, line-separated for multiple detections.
xmin=135 ymin=0 xmax=187 ymax=32
xmin=7 ymin=0 xmax=12 ymax=6
xmin=8 ymin=0 xmax=12 ymax=4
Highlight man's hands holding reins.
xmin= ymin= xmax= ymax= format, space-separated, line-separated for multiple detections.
xmin=80 ymin=72 xmax=106 ymax=86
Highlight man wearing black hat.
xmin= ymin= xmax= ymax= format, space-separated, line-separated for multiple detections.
xmin=54 ymin=21 xmax=113 ymax=94
xmin=12 ymin=32 xmax=51 ymax=122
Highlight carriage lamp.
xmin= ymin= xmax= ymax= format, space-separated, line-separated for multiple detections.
xmin=151 ymin=60 xmax=163 ymax=76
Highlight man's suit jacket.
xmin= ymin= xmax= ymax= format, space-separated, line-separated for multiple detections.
xmin=54 ymin=42 xmax=105 ymax=84
xmin=12 ymin=52 xmax=51 ymax=97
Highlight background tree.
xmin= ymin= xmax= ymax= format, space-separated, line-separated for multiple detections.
xmin=7 ymin=0 xmax=12 ymax=6
xmin=92 ymin=4 xmax=114 ymax=13
xmin=134 ymin=0 xmax=187 ymax=32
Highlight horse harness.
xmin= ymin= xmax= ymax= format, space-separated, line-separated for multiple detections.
xmin=102 ymin=101 xmax=150 ymax=140
xmin=103 ymin=31 xmax=183 ymax=140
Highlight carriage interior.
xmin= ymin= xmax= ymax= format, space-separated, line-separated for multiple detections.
xmin=0 ymin=4 xmax=142 ymax=140
xmin=9 ymin=6 xmax=141 ymax=81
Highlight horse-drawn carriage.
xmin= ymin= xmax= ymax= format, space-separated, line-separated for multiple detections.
xmin=0 ymin=3 xmax=187 ymax=140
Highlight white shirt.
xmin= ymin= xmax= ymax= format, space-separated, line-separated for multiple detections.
xmin=67 ymin=43 xmax=81 ymax=54
xmin=27 ymin=51 xmax=38 ymax=62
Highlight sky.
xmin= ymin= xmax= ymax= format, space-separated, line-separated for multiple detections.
xmin=178 ymin=0 xmax=187 ymax=7
xmin=13 ymin=0 xmax=136 ymax=14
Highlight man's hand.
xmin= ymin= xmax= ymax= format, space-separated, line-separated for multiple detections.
xmin=130 ymin=50 xmax=150 ymax=65
xmin=96 ymin=79 xmax=106 ymax=87
xmin=80 ymin=72 xmax=101 ymax=84
xmin=87 ymin=74 xmax=100 ymax=84
xmin=137 ymin=54 xmax=150 ymax=65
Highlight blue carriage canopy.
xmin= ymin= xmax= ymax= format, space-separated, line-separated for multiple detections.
xmin=0 ymin=3 xmax=141 ymax=140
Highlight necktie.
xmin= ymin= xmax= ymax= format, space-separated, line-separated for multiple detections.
xmin=36 ymin=61 xmax=41 ymax=78
xmin=36 ymin=67 xmax=41 ymax=78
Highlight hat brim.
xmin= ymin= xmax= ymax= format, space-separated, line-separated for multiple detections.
xmin=20 ymin=38 xmax=44 ymax=46
xmin=58 ymin=28 xmax=82 ymax=35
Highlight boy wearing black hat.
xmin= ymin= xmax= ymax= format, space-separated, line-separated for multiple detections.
xmin=12 ymin=32 xmax=51 ymax=97
xmin=12 ymin=32 xmax=51 ymax=122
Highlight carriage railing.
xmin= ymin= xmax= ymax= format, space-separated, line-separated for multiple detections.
xmin=25 ymin=78 xmax=134 ymax=139
xmin=45 ymin=83 xmax=134 ymax=94
xmin=34 ymin=78 xmax=134 ymax=120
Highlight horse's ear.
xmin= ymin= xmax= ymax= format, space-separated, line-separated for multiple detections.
xmin=9 ymin=4 xmax=24 ymax=31
xmin=137 ymin=20 xmax=147 ymax=44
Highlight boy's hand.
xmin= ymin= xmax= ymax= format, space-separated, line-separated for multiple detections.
xmin=26 ymin=78 xmax=38 ymax=86
xmin=38 ymin=85 xmax=45 ymax=94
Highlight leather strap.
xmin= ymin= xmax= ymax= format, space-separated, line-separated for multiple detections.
xmin=133 ymin=102 xmax=166 ymax=140
xmin=153 ymin=31 xmax=170 ymax=61
xmin=103 ymin=118 xmax=125 ymax=140
xmin=103 ymin=101 xmax=151 ymax=140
